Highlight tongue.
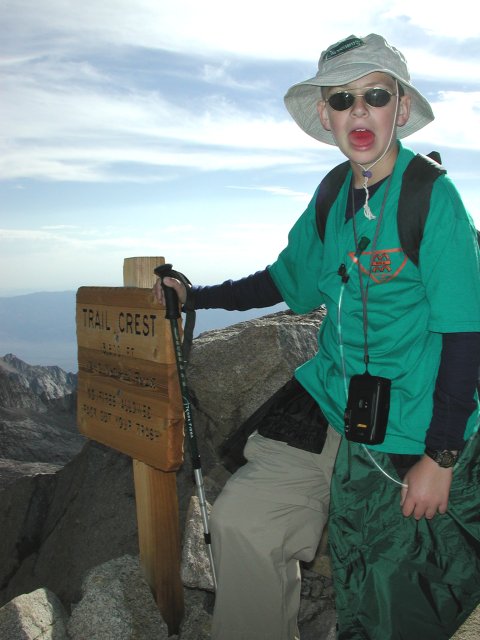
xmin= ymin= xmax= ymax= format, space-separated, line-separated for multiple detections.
xmin=350 ymin=130 xmax=375 ymax=146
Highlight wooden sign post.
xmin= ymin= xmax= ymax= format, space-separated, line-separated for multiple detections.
xmin=76 ymin=257 xmax=185 ymax=634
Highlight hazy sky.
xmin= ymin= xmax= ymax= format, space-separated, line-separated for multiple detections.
xmin=1 ymin=0 xmax=480 ymax=296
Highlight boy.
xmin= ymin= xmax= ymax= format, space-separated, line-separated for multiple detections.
xmin=156 ymin=34 xmax=480 ymax=639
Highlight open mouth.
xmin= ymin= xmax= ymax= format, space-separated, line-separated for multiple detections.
xmin=349 ymin=129 xmax=375 ymax=147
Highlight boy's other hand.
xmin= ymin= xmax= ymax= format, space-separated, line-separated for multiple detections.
xmin=400 ymin=456 xmax=453 ymax=520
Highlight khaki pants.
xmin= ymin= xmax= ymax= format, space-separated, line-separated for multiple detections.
xmin=209 ymin=425 xmax=341 ymax=640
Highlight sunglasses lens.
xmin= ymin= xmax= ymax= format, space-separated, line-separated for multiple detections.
xmin=327 ymin=92 xmax=354 ymax=111
xmin=364 ymin=88 xmax=392 ymax=107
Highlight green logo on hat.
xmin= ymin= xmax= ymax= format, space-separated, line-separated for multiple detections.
xmin=324 ymin=36 xmax=364 ymax=60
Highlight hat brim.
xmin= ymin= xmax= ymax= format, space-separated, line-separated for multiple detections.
xmin=284 ymin=66 xmax=434 ymax=145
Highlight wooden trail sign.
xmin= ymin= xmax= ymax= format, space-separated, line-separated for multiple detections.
xmin=76 ymin=257 xmax=185 ymax=634
xmin=76 ymin=286 xmax=184 ymax=470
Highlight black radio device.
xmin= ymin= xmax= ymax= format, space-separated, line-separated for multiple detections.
xmin=344 ymin=372 xmax=391 ymax=445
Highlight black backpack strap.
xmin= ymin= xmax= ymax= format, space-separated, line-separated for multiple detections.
xmin=315 ymin=152 xmax=453 ymax=267
xmin=315 ymin=160 xmax=351 ymax=242
xmin=397 ymin=152 xmax=446 ymax=267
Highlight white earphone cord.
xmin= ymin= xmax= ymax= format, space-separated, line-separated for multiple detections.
xmin=335 ymin=83 xmax=408 ymax=488
xmin=337 ymin=280 xmax=407 ymax=488
xmin=356 ymin=80 xmax=400 ymax=221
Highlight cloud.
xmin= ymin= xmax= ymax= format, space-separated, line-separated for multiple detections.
xmin=423 ymin=91 xmax=480 ymax=149
xmin=384 ymin=1 xmax=480 ymax=39
xmin=200 ymin=61 xmax=268 ymax=91
xmin=41 ymin=224 xmax=79 ymax=230
xmin=227 ymin=185 xmax=312 ymax=204
xmin=2 ymin=0 xmax=384 ymax=60
xmin=1 ymin=84 xmax=478 ymax=183
xmin=1 ymin=0 xmax=480 ymax=186
xmin=4 ymin=0 xmax=479 ymax=60
xmin=1 ymin=51 xmax=323 ymax=181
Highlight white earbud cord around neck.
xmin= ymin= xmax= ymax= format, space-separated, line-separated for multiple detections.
xmin=356 ymin=80 xmax=400 ymax=220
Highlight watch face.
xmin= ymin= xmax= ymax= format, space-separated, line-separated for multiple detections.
xmin=426 ymin=449 xmax=458 ymax=468
xmin=438 ymin=451 xmax=455 ymax=467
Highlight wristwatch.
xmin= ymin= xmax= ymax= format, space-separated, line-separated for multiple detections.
xmin=424 ymin=448 xmax=459 ymax=468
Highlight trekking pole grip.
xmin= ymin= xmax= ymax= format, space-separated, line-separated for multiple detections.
xmin=154 ymin=263 xmax=181 ymax=320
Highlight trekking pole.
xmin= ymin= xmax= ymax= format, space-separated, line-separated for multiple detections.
xmin=154 ymin=264 xmax=218 ymax=591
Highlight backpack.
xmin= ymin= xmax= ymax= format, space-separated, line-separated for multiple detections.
xmin=315 ymin=152 xmax=480 ymax=266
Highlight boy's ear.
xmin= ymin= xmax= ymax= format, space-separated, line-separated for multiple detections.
xmin=396 ymin=94 xmax=411 ymax=128
xmin=317 ymin=99 xmax=331 ymax=132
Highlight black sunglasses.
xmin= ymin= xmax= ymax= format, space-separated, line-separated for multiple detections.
xmin=326 ymin=87 xmax=397 ymax=111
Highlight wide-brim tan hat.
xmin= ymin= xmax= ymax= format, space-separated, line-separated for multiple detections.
xmin=284 ymin=34 xmax=434 ymax=145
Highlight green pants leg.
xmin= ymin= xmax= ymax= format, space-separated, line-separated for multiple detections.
xmin=329 ymin=433 xmax=480 ymax=640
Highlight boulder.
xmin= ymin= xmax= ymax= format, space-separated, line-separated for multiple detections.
xmin=67 ymin=555 xmax=169 ymax=640
xmin=0 ymin=441 xmax=139 ymax=608
xmin=0 ymin=587 xmax=69 ymax=639
xmin=186 ymin=309 xmax=325 ymax=474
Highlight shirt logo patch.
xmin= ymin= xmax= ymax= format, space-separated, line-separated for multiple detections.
xmin=348 ymin=248 xmax=407 ymax=283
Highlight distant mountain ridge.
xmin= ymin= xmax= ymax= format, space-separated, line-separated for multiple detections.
xmin=0 ymin=353 xmax=77 ymax=409
xmin=0 ymin=290 xmax=285 ymax=373
xmin=0 ymin=291 xmax=78 ymax=372
xmin=0 ymin=353 xmax=83 ymax=484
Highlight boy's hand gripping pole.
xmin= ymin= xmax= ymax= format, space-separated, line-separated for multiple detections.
xmin=154 ymin=264 xmax=217 ymax=591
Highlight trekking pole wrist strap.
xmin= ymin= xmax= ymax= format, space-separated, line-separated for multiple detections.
xmin=153 ymin=263 xmax=196 ymax=361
